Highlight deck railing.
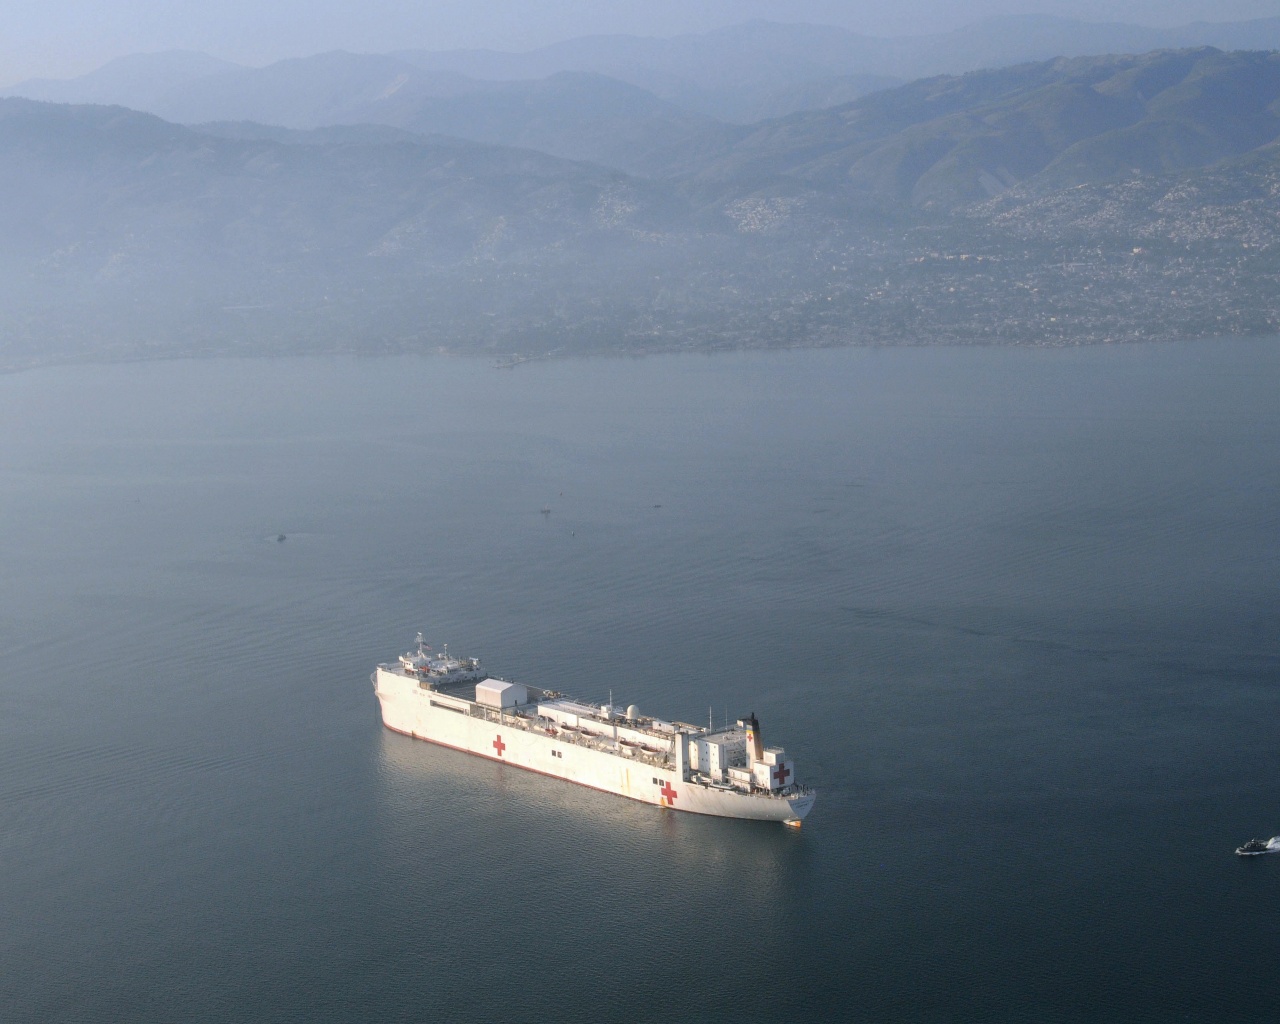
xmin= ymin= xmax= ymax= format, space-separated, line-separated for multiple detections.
xmin=464 ymin=702 xmax=675 ymax=769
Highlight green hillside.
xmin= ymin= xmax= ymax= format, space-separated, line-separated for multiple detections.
xmin=686 ymin=49 xmax=1280 ymax=208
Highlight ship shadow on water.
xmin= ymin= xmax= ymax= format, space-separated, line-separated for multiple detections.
xmin=374 ymin=726 xmax=812 ymax=886
xmin=373 ymin=725 xmax=814 ymax=1007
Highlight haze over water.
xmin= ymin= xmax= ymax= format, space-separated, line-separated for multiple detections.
xmin=2 ymin=339 xmax=1279 ymax=1021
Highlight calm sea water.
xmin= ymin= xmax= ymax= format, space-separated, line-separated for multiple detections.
xmin=2 ymin=340 xmax=1278 ymax=1022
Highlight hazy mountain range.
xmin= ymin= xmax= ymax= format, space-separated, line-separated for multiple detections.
xmin=684 ymin=48 xmax=1280 ymax=206
xmin=1 ymin=44 xmax=1278 ymax=368
xmin=9 ymin=15 xmax=1280 ymax=125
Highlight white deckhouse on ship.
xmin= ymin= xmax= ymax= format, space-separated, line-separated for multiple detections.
xmin=372 ymin=634 xmax=816 ymax=825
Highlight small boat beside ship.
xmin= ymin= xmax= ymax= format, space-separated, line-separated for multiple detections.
xmin=1235 ymin=836 xmax=1280 ymax=856
xmin=372 ymin=634 xmax=816 ymax=825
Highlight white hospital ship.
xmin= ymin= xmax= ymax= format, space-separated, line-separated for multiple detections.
xmin=372 ymin=635 xmax=816 ymax=825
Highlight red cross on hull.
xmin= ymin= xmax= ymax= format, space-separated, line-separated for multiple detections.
xmin=492 ymin=734 xmax=506 ymax=757
xmin=659 ymin=780 xmax=678 ymax=806
xmin=772 ymin=763 xmax=791 ymax=787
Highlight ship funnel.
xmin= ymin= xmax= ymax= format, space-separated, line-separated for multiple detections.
xmin=745 ymin=712 xmax=764 ymax=763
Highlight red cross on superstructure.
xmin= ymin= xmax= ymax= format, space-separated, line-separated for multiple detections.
xmin=492 ymin=734 xmax=506 ymax=757
xmin=772 ymin=763 xmax=791 ymax=787
xmin=659 ymin=780 xmax=678 ymax=806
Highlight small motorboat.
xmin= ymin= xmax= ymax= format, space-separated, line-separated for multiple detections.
xmin=1235 ymin=836 xmax=1280 ymax=856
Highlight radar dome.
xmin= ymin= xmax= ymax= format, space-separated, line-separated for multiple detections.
xmin=626 ymin=704 xmax=640 ymax=720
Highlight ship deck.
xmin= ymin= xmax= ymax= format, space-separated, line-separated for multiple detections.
xmin=389 ymin=667 xmax=679 ymax=771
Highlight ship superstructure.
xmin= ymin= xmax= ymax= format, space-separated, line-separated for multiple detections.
xmin=372 ymin=635 xmax=816 ymax=825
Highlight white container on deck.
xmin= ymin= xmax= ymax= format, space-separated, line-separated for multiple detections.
xmin=475 ymin=679 xmax=527 ymax=708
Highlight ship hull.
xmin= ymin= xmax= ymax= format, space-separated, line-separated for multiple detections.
xmin=375 ymin=667 xmax=814 ymax=823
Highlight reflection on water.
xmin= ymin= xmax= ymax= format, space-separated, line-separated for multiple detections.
xmin=373 ymin=728 xmax=809 ymax=1019
xmin=376 ymin=725 xmax=809 ymax=892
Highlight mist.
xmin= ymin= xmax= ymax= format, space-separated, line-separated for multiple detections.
xmin=4 ymin=0 xmax=1280 ymax=81
xmin=3 ymin=10 xmax=1280 ymax=371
